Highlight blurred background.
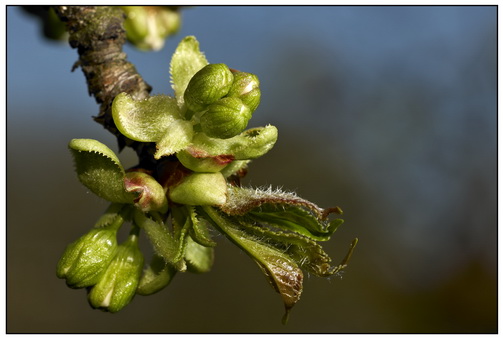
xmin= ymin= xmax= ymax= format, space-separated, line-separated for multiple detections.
xmin=7 ymin=5 xmax=497 ymax=333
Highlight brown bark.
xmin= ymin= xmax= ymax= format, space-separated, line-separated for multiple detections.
xmin=53 ymin=6 xmax=157 ymax=166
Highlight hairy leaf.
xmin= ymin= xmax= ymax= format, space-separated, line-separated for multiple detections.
xmin=170 ymin=35 xmax=209 ymax=107
xmin=133 ymin=210 xmax=186 ymax=271
xmin=221 ymin=186 xmax=343 ymax=241
xmin=188 ymin=125 xmax=278 ymax=160
xmin=137 ymin=254 xmax=177 ymax=296
xmin=184 ymin=236 xmax=214 ymax=273
xmin=112 ymin=93 xmax=182 ymax=142
xmin=154 ymin=119 xmax=194 ymax=159
xmin=201 ymin=206 xmax=303 ymax=321
xmin=69 ymin=139 xmax=134 ymax=203
xmin=238 ymin=218 xmax=356 ymax=277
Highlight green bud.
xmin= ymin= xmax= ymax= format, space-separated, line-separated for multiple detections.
xmin=124 ymin=172 xmax=168 ymax=213
xmin=184 ymin=63 xmax=234 ymax=112
xmin=169 ymin=172 xmax=227 ymax=206
xmin=88 ymin=232 xmax=144 ymax=313
xmin=200 ymin=97 xmax=252 ymax=139
xmin=227 ymin=71 xmax=261 ymax=112
xmin=56 ymin=221 xmax=122 ymax=288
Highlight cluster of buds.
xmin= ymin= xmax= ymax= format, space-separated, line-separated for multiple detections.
xmin=57 ymin=205 xmax=144 ymax=312
xmin=58 ymin=36 xmax=356 ymax=322
xmin=184 ymin=63 xmax=260 ymax=138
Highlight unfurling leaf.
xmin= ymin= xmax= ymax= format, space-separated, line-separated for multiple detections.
xmin=137 ymin=254 xmax=177 ymax=296
xmin=170 ymin=35 xmax=209 ymax=108
xmin=187 ymin=125 xmax=278 ymax=161
xmin=222 ymin=186 xmax=343 ymax=241
xmin=184 ymin=235 xmax=214 ymax=273
xmin=68 ymin=139 xmax=134 ymax=203
xmin=133 ymin=210 xmax=186 ymax=271
xmin=112 ymin=93 xmax=182 ymax=142
xmin=154 ymin=119 xmax=194 ymax=159
xmin=201 ymin=206 xmax=303 ymax=322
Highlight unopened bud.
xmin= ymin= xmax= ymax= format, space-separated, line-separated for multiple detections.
xmin=184 ymin=63 xmax=234 ymax=112
xmin=124 ymin=172 xmax=168 ymax=213
xmin=88 ymin=233 xmax=144 ymax=313
xmin=56 ymin=222 xmax=121 ymax=288
xmin=227 ymin=71 xmax=261 ymax=112
xmin=200 ymin=97 xmax=252 ymax=139
xmin=169 ymin=172 xmax=227 ymax=206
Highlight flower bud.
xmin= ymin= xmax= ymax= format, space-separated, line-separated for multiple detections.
xmin=227 ymin=71 xmax=261 ymax=112
xmin=56 ymin=223 xmax=121 ymax=288
xmin=184 ymin=63 xmax=234 ymax=112
xmin=124 ymin=171 xmax=168 ymax=213
xmin=88 ymin=233 xmax=144 ymax=313
xmin=200 ymin=97 xmax=252 ymax=139
xmin=169 ymin=172 xmax=227 ymax=206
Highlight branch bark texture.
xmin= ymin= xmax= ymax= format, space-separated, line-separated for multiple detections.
xmin=54 ymin=6 xmax=154 ymax=159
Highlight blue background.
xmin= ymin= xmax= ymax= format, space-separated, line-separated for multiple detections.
xmin=7 ymin=5 xmax=497 ymax=333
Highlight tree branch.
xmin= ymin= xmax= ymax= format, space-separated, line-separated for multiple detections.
xmin=54 ymin=6 xmax=157 ymax=165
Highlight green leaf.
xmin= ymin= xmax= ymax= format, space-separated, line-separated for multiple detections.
xmin=68 ymin=139 xmax=134 ymax=203
xmin=248 ymin=206 xmax=342 ymax=241
xmin=220 ymin=160 xmax=250 ymax=178
xmin=137 ymin=254 xmax=177 ymax=296
xmin=154 ymin=119 xmax=194 ymax=159
xmin=133 ymin=210 xmax=186 ymax=271
xmin=112 ymin=93 xmax=182 ymax=142
xmin=170 ymin=36 xmax=209 ymax=107
xmin=238 ymin=218 xmax=355 ymax=277
xmin=185 ymin=206 xmax=217 ymax=247
xmin=187 ymin=124 xmax=278 ymax=161
xmin=221 ymin=186 xmax=344 ymax=240
xmin=184 ymin=236 xmax=214 ymax=273
xmin=201 ymin=206 xmax=303 ymax=323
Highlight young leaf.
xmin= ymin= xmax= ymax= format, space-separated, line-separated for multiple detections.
xmin=133 ymin=210 xmax=186 ymax=271
xmin=170 ymin=36 xmax=209 ymax=107
xmin=238 ymin=219 xmax=355 ymax=277
xmin=154 ymin=119 xmax=194 ymax=159
xmin=248 ymin=205 xmax=342 ymax=241
xmin=68 ymin=139 xmax=134 ymax=203
xmin=112 ymin=93 xmax=182 ymax=142
xmin=184 ymin=235 xmax=214 ymax=273
xmin=201 ymin=206 xmax=303 ymax=322
xmin=137 ymin=254 xmax=177 ymax=296
xmin=187 ymin=125 xmax=278 ymax=161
